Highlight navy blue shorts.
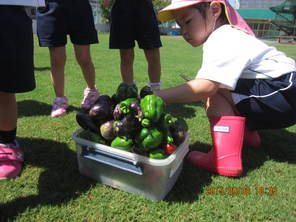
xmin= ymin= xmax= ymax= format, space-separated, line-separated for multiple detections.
xmin=37 ymin=0 xmax=98 ymax=47
xmin=109 ymin=0 xmax=162 ymax=49
xmin=0 ymin=6 xmax=35 ymax=93
xmin=233 ymin=72 xmax=296 ymax=130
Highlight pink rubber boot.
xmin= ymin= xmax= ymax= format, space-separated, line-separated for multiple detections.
xmin=244 ymin=128 xmax=261 ymax=148
xmin=187 ymin=116 xmax=245 ymax=177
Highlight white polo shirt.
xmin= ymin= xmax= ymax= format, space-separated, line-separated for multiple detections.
xmin=0 ymin=0 xmax=45 ymax=7
xmin=197 ymin=25 xmax=296 ymax=90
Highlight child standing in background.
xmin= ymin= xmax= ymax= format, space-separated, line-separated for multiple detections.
xmin=157 ymin=0 xmax=296 ymax=177
xmin=0 ymin=4 xmax=37 ymax=179
xmin=37 ymin=0 xmax=100 ymax=117
xmin=103 ymin=0 xmax=162 ymax=91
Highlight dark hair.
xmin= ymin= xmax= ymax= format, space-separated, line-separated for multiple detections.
xmin=194 ymin=2 xmax=229 ymax=24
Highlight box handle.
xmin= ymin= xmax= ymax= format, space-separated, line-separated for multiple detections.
xmin=81 ymin=146 xmax=144 ymax=176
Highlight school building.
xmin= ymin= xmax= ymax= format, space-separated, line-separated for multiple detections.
xmin=159 ymin=0 xmax=296 ymax=39
xmin=240 ymin=0 xmax=283 ymax=9
xmin=238 ymin=0 xmax=296 ymax=39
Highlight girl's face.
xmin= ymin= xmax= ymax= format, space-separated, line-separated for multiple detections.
xmin=173 ymin=5 xmax=217 ymax=47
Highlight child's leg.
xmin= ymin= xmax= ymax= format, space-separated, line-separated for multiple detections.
xmin=0 ymin=6 xmax=31 ymax=179
xmin=207 ymin=89 xmax=261 ymax=148
xmin=119 ymin=48 xmax=134 ymax=84
xmin=74 ymin=44 xmax=96 ymax=90
xmin=205 ymin=89 xmax=237 ymax=117
xmin=136 ymin=0 xmax=162 ymax=90
xmin=49 ymin=46 xmax=67 ymax=98
xmin=0 ymin=92 xmax=23 ymax=179
xmin=143 ymin=48 xmax=161 ymax=91
xmin=0 ymin=93 xmax=17 ymax=132
xmin=74 ymin=44 xmax=99 ymax=109
xmin=49 ymin=46 xmax=69 ymax=117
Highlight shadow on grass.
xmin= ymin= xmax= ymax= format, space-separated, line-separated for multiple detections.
xmin=165 ymin=128 xmax=296 ymax=202
xmin=165 ymin=141 xmax=213 ymax=202
xmin=17 ymin=100 xmax=80 ymax=117
xmin=242 ymin=128 xmax=296 ymax=175
xmin=166 ymin=102 xmax=203 ymax=119
xmin=0 ymin=137 xmax=96 ymax=221
xmin=34 ymin=66 xmax=51 ymax=72
xmin=17 ymin=100 xmax=200 ymax=119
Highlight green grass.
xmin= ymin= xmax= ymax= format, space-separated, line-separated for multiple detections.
xmin=0 ymin=34 xmax=295 ymax=222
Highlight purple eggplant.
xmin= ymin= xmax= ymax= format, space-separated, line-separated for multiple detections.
xmin=111 ymin=93 xmax=120 ymax=105
xmin=113 ymin=103 xmax=124 ymax=120
xmin=169 ymin=118 xmax=188 ymax=146
xmin=94 ymin=95 xmax=113 ymax=106
xmin=89 ymin=103 xmax=113 ymax=123
xmin=114 ymin=116 xmax=141 ymax=137
xmin=113 ymin=121 xmax=127 ymax=137
xmin=76 ymin=111 xmax=100 ymax=134
xmin=130 ymin=101 xmax=143 ymax=121
xmin=100 ymin=120 xmax=116 ymax=141
xmin=139 ymin=85 xmax=153 ymax=99
xmin=124 ymin=115 xmax=141 ymax=133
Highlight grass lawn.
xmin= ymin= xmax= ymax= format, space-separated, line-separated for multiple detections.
xmin=0 ymin=33 xmax=295 ymax=222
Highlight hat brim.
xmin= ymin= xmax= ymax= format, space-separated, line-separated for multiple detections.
xmin=158 ymin=1 xmax=203 ymax=22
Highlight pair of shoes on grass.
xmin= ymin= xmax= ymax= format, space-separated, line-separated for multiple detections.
xmin=0 ymin=141 xmax=23 ymax=180
xmin=51 ymin=88 xmax=99 ymax=117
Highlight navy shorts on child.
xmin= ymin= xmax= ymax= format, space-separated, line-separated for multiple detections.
xmin=109 ymin=0 xmax=162 ymax=49
xmin=0 ymin=6 xmax=35 ymax=93
xmin=233 ymin=71 xmax=296 ymax=130
xmin=36 ymin=0 xmax=98 ymax=47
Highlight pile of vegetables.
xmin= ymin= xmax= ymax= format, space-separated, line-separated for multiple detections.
xmin=76 ymin=82 xmax=187 ymax=159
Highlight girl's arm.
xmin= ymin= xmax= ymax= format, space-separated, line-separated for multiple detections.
xmin=154 ymin=78 xmax=219 ymax=104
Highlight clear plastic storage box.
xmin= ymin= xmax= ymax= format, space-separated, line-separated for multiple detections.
xmin=72 ymin=129 xmax=189 ymax=201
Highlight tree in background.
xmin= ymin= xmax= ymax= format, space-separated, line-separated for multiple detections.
xmin=99 ymin=0 xmax=170 ymax=23
xmin=153 ymin=0 xmax=171 ymax=12
xmin=98 ymin=0 xmax=111 ymax=23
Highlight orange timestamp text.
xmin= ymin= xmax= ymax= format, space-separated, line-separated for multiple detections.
xmin=205 ymin=186 xmax=277 ymax=195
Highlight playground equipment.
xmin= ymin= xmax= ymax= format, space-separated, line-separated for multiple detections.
xmin=270 ymin=0 xmax=296 ymax=36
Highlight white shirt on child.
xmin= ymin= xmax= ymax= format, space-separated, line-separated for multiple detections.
xmin=197 ymin=24 xmax=296 ymax=90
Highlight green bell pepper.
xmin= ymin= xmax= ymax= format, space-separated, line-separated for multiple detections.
xmin=119 ymin=98 xmax=138 ymax=115
xmin=115 ymin=82 xmax=138 ymax=102
xmin=111 ymin=136 xmax=133 ymax=152
xmin=166 ymin=131 xmax=174 ymax=144
xmin=160 ymin=114 xmax=174 ymax=144
xmin=149 ymin=149 xmax=166 ymax=159
xmin=137 ymin=127 xmax=163 ymax=151
xmin=141 ymin=118 xmax=151 ymax=128
xmin=140 ymin=94 xmax=164 ymax=123
xmin=160 ymin=113 xmax=174 ymax=130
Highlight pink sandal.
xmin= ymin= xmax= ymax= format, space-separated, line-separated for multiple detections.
xmin=51 ymin=96 xmax=69 ymax=117
xmin=0 ymin=145 xmax=24 ymax=179
xmin=80 ymin=88 xmax=100 ymax=110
